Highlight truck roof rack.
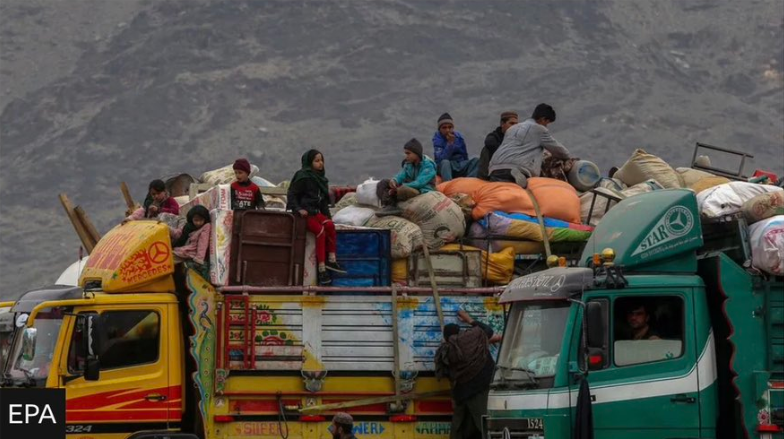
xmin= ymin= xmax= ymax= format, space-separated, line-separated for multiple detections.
xmin=698 ymin=214 xmax=752 ymax=267
xmin=691 ymin=142 xmax=754 ymax=181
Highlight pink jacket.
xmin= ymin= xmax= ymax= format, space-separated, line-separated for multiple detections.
xmin=171 ymin=223 xmax=212 ymax=264
xmin=126 ymin=197 xmax=180 ymax=221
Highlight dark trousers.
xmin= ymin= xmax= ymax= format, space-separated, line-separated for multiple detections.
xmin=489 ymin=169 xmax=528 ymax=188
xmin=450 ymin=389 xmax=489 ymax=439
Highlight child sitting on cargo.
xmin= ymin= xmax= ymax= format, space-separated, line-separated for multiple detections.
xmin=231 ymin=158 xmax=266 ymax=210
xmin=171 ymin=205 xmax=211 ymax=266
xmin=287 ymin=149 xmax=344 ymax=286
xmin=125 ymin=179 xmax=180 ymax=221
xmin=377 ymin=138 xmax=437 ymax=217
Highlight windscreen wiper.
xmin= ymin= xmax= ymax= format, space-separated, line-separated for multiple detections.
xmin=496 ymin=365 xmax=539 ymax=387
xmin=17 ymin=367 xmax=37 ymax=387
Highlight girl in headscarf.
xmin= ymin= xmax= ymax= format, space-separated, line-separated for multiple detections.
xmin=125 ymin=179 xmax=180 ymax=221
xmin=287 ymin=149 xmax=343 ymax=285
xmin=170 ymin=205 xmax=211 ymax=266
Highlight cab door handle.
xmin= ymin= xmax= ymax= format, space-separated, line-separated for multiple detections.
xmin=145 ymin=393 xmax=167 ymax=402
xmin=670 ymin=394 xmax=696 ymax=404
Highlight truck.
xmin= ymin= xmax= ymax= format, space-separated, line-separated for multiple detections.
xmin=0 ymin=215 xmax=509 ymax=439
xmin=483 ymin=189 xmax=783 ymax=438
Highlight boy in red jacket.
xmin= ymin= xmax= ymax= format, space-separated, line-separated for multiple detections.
xmin=231 ymin=158 xmax=265 ymax=210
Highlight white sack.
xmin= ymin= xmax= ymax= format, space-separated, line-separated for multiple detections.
xmin=356 ymin=178 xmax=382 ymax=207
xmin=749 ymin=215 xmax=784 ymax=276
xmin=333 ymin=205 xmax=377 ymax=227
xmin=697 ymin=182 xmax=782 ymax=218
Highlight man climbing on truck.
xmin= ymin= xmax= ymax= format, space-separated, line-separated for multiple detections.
xmin=435 ymin=309 xmax=499 ymax=439
xmin=328 ymin=412 xmax=357 ymax=439
xmin=488 ymin=103 xmax=571 ymax=187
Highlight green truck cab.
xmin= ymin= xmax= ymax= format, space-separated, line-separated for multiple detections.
xmin=485 ymin=189 xmax=783 ymax=439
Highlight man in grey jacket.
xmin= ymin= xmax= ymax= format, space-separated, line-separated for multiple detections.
xmin=488 ymin=103 xmax=571 ymax=187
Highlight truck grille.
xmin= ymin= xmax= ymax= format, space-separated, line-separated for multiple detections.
xmin=484 ymin=418 xmax=544 ymax=439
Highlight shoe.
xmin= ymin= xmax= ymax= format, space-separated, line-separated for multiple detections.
xmin=376 ymin=206 xmax=403 ymax=217
xmin=318 ymin=270 xmax=332 ymax=286
xmin=325 ymin=260 xmax=347 ymax=274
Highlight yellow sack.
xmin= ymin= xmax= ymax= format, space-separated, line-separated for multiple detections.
xmin=690 ymin=176 xmax=732 ymax=194
xmin=392 ymin=258 xmax=408 ymax=284
xmin=439 ymin=244 xmax=515 ymax=284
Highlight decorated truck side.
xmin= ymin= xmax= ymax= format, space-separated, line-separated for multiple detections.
xmin=1 ymin=219 xmax=507 ymax=439
xmin=484 ymin=189 xmax=783 ymax=439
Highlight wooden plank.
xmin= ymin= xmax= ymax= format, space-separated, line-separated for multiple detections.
xmin=320 ymin=331 xmax=393 ymax=342
xmin=299 ymin=390 xmax=449 ymax=414
xmin=318 ymin=361 xmax=394 ymax=371
xmin=120 ymin=182 xmax=135 ymax=210
xmin=391 ymin=284 xmax=401 ymax=407
xmin=74 ymin=206 xmax=101 ymax=244
xmin=301 ymin=305 xmax=323 ymax=371
xmin=59 ymin=193 xmax=96 ymax=254
xmin=321 ymin=315 xmax=391 ymax=326
xmin=321 ymin=347 xmax=393 ymax=357
xmin=420 ymin=244 xmax=445 ymax=330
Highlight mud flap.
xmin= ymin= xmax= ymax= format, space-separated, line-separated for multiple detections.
xmin=575 ymin=377 xmax=594 ymax=439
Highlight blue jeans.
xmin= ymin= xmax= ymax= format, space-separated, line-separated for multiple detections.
xmin=439 ymin=158 xmax=479 ymax=181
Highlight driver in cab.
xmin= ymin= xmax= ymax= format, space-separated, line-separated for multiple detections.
xmin=622 ymin=302 xmax=661 ymax=341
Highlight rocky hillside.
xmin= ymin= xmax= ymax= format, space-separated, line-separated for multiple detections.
xmin=1 ymin=0 xmax=782 ymax=298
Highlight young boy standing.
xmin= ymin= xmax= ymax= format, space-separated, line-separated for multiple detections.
xmin=230 ymin=158 xmax=265 ymax=210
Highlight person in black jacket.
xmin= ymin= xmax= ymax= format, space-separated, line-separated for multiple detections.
xmin=287 ymin=149 xmax=344 ymax=285
xmin=477 ymin=111 xmax=518 ymax=180
xmin=435 ymin=310 xmax=502 ymax=439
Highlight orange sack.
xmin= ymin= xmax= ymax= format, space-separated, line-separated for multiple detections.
xmin=437 ymin=178 xmax=489 ymax=197
xmin=439 ymin=177 xmax=580 ymax=223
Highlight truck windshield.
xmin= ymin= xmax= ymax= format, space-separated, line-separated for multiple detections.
xmin=493 ymin=302 xmax=571 ymax=389
xmin=4 ymin=309 xmax=65 ymax=387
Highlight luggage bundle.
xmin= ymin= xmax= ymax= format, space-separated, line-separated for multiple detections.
xmin=437 ymin=177 xmax=589 ymax=255
xmin=696 ymin=181 xmax=784 ymax=276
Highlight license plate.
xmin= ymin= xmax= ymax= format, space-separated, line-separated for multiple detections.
xmin=525 ymin=418 xmax=544 ymax=430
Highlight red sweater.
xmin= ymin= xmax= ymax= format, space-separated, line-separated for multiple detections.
xmin=127 ymin=197 xmax=180 ymax=220
xmin=231 ymin=181 xmax=265 ymax=210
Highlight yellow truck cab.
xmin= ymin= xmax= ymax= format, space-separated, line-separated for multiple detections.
xmin=2 ymin=220 xmax=504 ymax=439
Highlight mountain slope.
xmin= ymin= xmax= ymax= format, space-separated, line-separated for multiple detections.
xmin=1 ymin=0 xmax=782 ymax=298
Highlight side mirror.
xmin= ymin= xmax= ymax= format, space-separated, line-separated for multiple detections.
xmin=81 ymin=314 xmax=102 ymax=381
xmin=21 ymin=328 xmax=37 ymax=362
xmin=584 ymin=301 xmax=608 ymax=371
xmin=586 ymin=302 xmax=606 ymax=349
xmin=85 ymin=358 xmax=100 ymax=381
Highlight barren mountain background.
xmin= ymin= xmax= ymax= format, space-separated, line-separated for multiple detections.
xmin=1 ymin=0 xmax=782 ymax=299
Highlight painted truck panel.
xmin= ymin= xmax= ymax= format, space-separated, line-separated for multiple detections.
xmin=184 ymin=270 xmax=504 ymax=439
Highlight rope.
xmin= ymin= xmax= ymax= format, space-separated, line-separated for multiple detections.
xmin=525 ymin=188 xmax=552 ymax=259
xmin=277 ymin=392 xmax=289 ymax=439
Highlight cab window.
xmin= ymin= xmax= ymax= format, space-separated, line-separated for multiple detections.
xmin=68 ymin=310 xmax=160 ymax=373
xmin=613 ymin=297 xmax=684 ymax=366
